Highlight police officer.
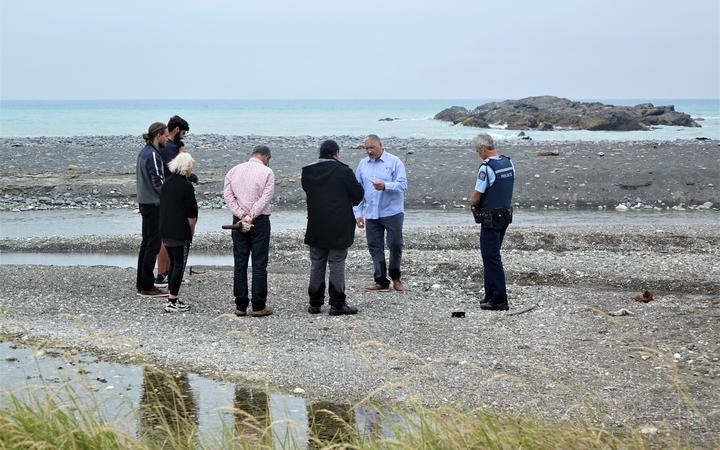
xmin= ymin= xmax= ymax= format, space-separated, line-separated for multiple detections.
xmin=470 ymin=134 xmax=515 ymax=311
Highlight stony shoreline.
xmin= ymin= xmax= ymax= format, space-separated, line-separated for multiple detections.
xmin=1 ymin=135 xmax=718 ymax=211
xmin=1 ymin=224 xmax=719 ymax=443
xmin=1 ymin=134 xmax=719 ymax=443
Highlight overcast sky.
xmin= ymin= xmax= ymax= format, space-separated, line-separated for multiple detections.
xmin=1 ymin=0 xmax=718 ymax=100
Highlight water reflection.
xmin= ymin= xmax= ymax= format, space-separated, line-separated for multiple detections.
xmin=233 ymin=386 xmax=270 ymax=446
xmin=308 ymin=401 xmax=356 ymax=448
xmin=0 ymin=341 xmax=389 ymax=448
xmin=138 ymin=367 xmax=199 ymax=448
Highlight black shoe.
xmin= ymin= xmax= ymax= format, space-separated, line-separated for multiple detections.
xmin=329 ymin=304 xmax=358 ymax=316
xmin=480 ymin=302 xmax=509 ymax=311
xmin=308 ymin=305 xmax=322 ymax=314
xmin=154 ymin=273 xmax=169 ymax=288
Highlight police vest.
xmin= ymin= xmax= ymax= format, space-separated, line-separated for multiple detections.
xmin=478 ymin=155 xmax=515 ymax=211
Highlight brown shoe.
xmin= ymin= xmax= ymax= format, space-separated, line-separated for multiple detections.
xmin=234 ymin=309 xmax=247 ymax=317
xmin=251 ymin=307 xmax=273 ymax=317
xmin=365 ymin=283 xmax=391 ymax=292
xmin=392 ymin=279 xmax=405 ymax=293
xmin=137 ymin=287 xmax=169 ymax=297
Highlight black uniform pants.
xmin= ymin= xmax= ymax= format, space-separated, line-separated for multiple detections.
xmin=480 ymin=216 xmax=510 ymax=303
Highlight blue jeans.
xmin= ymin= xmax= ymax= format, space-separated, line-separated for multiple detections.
xmin=136 ymin=203 xmax=160 ymax=291
xmin=480 ymin=216 xmax=510 ymax=303
xmin=308 ymin=247 xmax=348 ymax=307
xmin=365 ymin=212 xmax=404 ymax=287
xmin=232 ymin=215 xmax=270 ymax=311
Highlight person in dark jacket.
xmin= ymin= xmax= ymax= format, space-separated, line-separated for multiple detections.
xmin=160 ymin=152 xmax=198 ymax=313
xmin=136 ymin=122 xmax=170 ymax=297
xmin=155 ymin=115 xmax=195 ymax=288
xmin=301 ymin=140 xmax=364 ymax=315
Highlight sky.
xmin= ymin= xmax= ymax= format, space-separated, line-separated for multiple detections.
xmin=1 ymin=0 xmax=718 ymax=100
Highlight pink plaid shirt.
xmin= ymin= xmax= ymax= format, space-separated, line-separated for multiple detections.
xmin=223 ymin=158 xmax=275 ymax=220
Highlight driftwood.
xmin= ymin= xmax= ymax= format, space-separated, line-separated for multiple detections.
xmin=506 ymin=304 xmax=538 ymax=316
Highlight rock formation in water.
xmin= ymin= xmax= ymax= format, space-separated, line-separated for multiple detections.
xmin=434 ymin=96 xmax=700 ymax=131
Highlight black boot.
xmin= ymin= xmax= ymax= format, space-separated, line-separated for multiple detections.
xmin=329 ymin=303 xmax=358 ymax=316
xmin=480 ymin=301 xmax=509 ymax=311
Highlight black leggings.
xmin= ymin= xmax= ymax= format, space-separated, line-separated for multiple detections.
xmin=166 ymin=243 xmax=190 ymax=297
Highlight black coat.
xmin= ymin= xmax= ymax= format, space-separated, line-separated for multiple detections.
xmin=301 ymin=159 xmax=364 ymax=249
xmin=160 ymin=174 xmax=198 ymax=242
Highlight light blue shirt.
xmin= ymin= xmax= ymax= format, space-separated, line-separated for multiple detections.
xmin=353 ymin=151 xmax=408 ymax=219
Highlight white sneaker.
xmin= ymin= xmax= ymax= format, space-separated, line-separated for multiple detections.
xmin=164 ymin=299 xmax=190 ymax=313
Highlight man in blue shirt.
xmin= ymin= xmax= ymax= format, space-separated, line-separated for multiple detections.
xmin=354 ymin=134 xmax=408 ymax=292
xmin=470 ymin=133 xmax=515 ymax=311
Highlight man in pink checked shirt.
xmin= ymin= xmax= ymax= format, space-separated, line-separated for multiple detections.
xmin=223 ymin=145 xmax=275 ymax=317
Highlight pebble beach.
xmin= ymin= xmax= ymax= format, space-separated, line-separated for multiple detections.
xmin=1 ymin=135 xmax=719 ymax=443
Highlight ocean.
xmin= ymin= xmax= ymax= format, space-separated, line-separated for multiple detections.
xmin=0 ymin=98 xmax=718 ymax=141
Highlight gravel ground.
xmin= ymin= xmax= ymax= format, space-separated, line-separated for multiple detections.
xmin=1 ymin=135 xmax=718 ymax=211
xmin=1 ymin=134 xmax=719 ymax=444
xmin=1 ymin=224 xmax=718 ymax=443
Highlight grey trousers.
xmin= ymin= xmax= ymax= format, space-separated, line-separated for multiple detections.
xmin=308 ymin=247 xmax=348 ymax=307
xmin=365 ymin=212 xmax=404 ymax=286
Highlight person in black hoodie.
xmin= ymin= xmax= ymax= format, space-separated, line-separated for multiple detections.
xmin=160 ymin=152 xmax=198 ymax=313
xmin=301 ymin=140 xmax=364 ymax=315
xmin=155 ymin=115 xmax=196 ymax=288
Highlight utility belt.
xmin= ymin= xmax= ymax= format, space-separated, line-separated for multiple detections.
xmin=471 ymin=206 xmax=513 ymax=227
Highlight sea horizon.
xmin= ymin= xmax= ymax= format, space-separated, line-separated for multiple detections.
xmin=1 ymin=97 xmax=718 ymax=141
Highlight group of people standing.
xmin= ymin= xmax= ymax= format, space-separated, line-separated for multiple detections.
xmin=136 ymin=116 xmax=515 ymax=315
xmin=135 ymin=117 xmax=197 ymax=312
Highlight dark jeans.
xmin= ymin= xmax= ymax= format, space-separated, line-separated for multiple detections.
xmin=480 ymin=216 xmax=510 ymax=304
xmin=136 ymin=204 xmax=160 ymax=291
xmin=308 ymin=247 xmax=348 ymax=307
xmin=166 ymin=243 xmax=190 ymax=297
xmin=365 ymin=212 xmax=404 ymax=287
xmin=232 ymin=215 xmax=270 ymax=311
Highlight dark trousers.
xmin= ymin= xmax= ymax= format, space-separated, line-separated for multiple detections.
xmin=232 ymin=215 xmax=270 ymax=311
xmin=136 ymin=204 xmax=160 ymax=291
xmin=166 ymin=243 xmax=190 ymax=297
xmin=480 ymin=217 xmax=510 ymax=303
xmin=365 ymin=213 xmax=404 ymax=287
xmin=308 ymin=247 xmax=348 ymax=307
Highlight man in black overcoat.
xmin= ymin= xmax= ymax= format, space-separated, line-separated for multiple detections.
xmin=301 ymin=140 xmax=364 ymax=315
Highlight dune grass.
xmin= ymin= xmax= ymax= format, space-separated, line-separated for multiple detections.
xmin=0 ymin=383 xmax=700 ymax=450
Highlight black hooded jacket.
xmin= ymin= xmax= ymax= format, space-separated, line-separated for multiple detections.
xmin=301 ymin=158 xmax=364 ymax=249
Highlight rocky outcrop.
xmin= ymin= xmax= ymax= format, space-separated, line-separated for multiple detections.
xmin=434 ymin=96 xmax=701 ymax=131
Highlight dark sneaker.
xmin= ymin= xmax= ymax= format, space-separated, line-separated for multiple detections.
xmin=164 ymin=299 xmax=190 ymax=312
xmin=365 ymin=283 xmax=391 ymax=292
xmin=234 ymin=309 xmax=247 ymax=317
xmin=137 ymin=287 xmax=169 ymax=297
xmin=480 ymin=302 xmax=509 ymax=311
xmin=154 ymin=273 xmax=168 ymax=288
xmin=308 ymin=305 xmax=322 ymax=314
xmin=392 ymin=279 xmax=405 ymax=293
xmin=251 ymin=307 xmax=273 ymax=317
xmin=329 ymin=304 xmax=358 ymax=316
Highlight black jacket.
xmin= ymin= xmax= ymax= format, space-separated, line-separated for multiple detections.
xmin=160 ymin=174 xmax=198 ymax=242
xmin=301 ymin=158 xmax=364 ymax=249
